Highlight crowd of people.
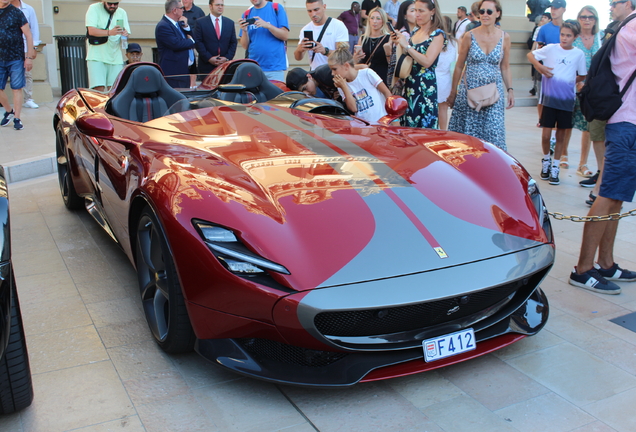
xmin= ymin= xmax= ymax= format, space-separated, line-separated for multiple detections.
xmin=2 ymin=0 xmax=635 ymax=296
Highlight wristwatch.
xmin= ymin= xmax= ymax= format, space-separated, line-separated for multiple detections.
xmin=324 ymin=47 xmax=330 ymax=56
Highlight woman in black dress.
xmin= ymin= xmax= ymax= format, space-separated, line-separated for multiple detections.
xmin=354 ymin=7 xmax=391 ymax=86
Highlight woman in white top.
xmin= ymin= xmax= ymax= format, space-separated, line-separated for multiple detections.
xmin=437 ymin=15 xmax=458 ymax=130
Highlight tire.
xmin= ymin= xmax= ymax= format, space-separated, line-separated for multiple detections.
xmin=135 ymin=206 xmax=195 ymax=353
xmin=56 ymin=127 xmax=83 ymax=210
xmin=0 ymin=272 xmax=34 ymax=414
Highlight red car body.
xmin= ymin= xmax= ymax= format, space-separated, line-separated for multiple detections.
xmin=54 ymin=61 xmax=553 ymax=386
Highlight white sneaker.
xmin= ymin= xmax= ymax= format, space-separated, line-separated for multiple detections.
xmin=23 ymin=99 xmax=39 ymax=109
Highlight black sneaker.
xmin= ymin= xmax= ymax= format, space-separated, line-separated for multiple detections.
xmin=13 ymin=118 xmax=23 ymax=130
xmin=594 ymin=263 xmax=636 ymax=282
xmin=1 ymin=109 xmax=14 ymax=127
xmin=540 ymin=158 xmax=551 ymax=180
xmin=549 ymin=165 xmax=560 ymax=185
xmin=569 ymin=267 xmax=621 ymax=294
xmin=580 ymin=171 xmax=599 ymax=187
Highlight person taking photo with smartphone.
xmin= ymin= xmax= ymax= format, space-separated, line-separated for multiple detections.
xmin=295 ymin=0 xmax=349 ymax=70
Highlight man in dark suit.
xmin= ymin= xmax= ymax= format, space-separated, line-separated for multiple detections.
xmin=155 ymin=0 xmax=196 ymax=88
xmin=194 ymin=0 xmax=237 ymax=74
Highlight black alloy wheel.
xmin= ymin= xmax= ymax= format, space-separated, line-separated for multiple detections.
xmin=56 ymin=128 xmax=83 ymax=210
xmin=135 ymin=207 xmax=195 ymax=353
xmin=0 ymin=274 xmax=34 ymax=414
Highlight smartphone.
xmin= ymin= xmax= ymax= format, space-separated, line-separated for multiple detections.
xmin=116 ymin=19 xmax=124 ymax=28
xmin=245 ymin=17 xmax=256 ymax=25
xmin=303 ymin=30 xmax=314 ymax=42
xmin=387 ymin=21 xmax=395 ymax=33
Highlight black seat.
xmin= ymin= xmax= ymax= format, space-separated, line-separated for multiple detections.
xmin=109 ymin=65 xmax=186 ymax=122
xmin=217 ymin=63 xmax=283 ymax=103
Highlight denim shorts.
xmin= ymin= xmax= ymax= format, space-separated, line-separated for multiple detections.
xmin=0 ymin=59 xmax=26 ymax=90
xmin=600 ymin=122 xmax=636 ymax=202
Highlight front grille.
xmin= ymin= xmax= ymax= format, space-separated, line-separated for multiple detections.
xmin=315 ymin=278 xmax=531 ymax=337
xmin=237 ymin=338 xmax=347 ymax=368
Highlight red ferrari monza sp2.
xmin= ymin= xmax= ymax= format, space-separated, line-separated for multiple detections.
xmin=54 ymin=61 xmax=553 ymax=386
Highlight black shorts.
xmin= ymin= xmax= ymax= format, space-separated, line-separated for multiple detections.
xmin=540 ymin=106 xmax=573 ymax=129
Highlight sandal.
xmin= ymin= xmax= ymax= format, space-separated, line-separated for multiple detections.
xmin=586 ymin=192 xmax=596 ymax=206
xmin=560 ymin=155 xmax=569 ymax=169
xmin=577 ymin=164 xmax=594 ymax=177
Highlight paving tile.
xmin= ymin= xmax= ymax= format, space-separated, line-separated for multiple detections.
xmin=108 ymin=340 xmax=176 ymax=381
xmin=75 ymin=278 xmax=135 ymax=305
xmin=493 ymin=328 xmax=564 ymax=361
xmin=194 ymin=379 xmax=309 ymax=432
xmin=172 ymin=352 xmax=243 ymax=389
xmin=15 ymin=270 xmax=79 ymax=305
xmin=494 ymin=393 xmax=594 ymax=432
xmin=388 ymin=370 xmax=464 ymax=410
xmin=85 ymin=297 xmax=145 ymax=328
xmin=72 ymin=416 xmax=146 ymax=432
xmin=570 ymin=421 xmax=618 ymax=432
xmin=21 ymin=361 xmax=134 ymax=432
xmin=283 ymin=382 xmax=443 ymax=432
xmin=123 ymin=369 xmax=191 ymax=405
xmin=422 ymin=394 xmax=517 ymax=432
xmin=584 ymin=388 xmax=636 ymax=432
xmin=507 ymin=343 xmax=636 ymax=407
xmin=96 ymin=318 xmax=154 ymax=349
xmin=20 ymin=294 xmax=92 ymax=336
xmin=12 ymin=247 xmax=66 ymax=278
xmin=588 ymin=310 xmax=636 ymax=346
xmin=0 ymin=412 xmax=23 ymax=432
xmin=136 ymin=393 xmax=218 ymax=432
xmin=27 ymin=325 xmax=109 ymax=374
xmin=438 ymin=354 xmax=550 ymax=411
xmin=545 ymin=313 xmax=614 ymax=350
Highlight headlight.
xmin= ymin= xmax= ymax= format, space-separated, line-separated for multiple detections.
xmin=527 ymin=179 xmax=553 ymax=243
xmin=193 ymin=221 xmax=290 ymax=275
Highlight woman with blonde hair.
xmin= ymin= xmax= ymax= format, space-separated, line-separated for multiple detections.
xmin=391 ymin=0 xmax=446 ymax=128
xmin=572 ymin=5 xmax=603 ymax=181
xmin=448 ymin=0 xmax=513 ymax=150
xmin=354 ymin=7 xmax=392 ymax=86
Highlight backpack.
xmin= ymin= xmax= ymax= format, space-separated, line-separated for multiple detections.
xmin=578 ymin=14 xmax=636 ymax=122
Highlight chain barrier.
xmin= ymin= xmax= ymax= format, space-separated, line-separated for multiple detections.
xmin=548 ymin=208 xmax=636 ymax=222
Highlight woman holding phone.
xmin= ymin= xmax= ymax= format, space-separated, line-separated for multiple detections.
xmin=391 ymin=0 xmax=445 ymax=128
xmin=354 ymin=7 xmax=391 ymax=86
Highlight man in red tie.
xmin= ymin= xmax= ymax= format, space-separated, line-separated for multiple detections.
xmin=193 ymin=0 xmax=238 ymax=74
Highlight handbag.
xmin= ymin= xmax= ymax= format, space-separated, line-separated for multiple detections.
xmin=86 ymin=14 xmax=113 ymax=46
xmin=466 ymin=76 xmax=499 ymax=112
xmin=394 ymin=51 xmax=413 ymax=80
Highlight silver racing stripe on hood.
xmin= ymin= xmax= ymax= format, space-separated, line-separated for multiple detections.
xmin=226 ymin=105 xmax=543 ymax=287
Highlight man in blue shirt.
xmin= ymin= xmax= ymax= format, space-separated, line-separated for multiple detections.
xmin=239 ymin=0 xmax=289 ymax=81
xmin=536 ymin=0 xmax=565 ymax=46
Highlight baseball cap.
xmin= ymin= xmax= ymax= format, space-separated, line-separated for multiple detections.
xmin=550 ymin=0 xmax=566 ymax=9
xmin=286 ymin=68 xmax=309 ymax=91
xmin=126 ymin=43 xmax=142 ymax=53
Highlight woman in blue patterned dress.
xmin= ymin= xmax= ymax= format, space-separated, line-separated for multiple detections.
xmin=447 ymin=0 xmax=514 ymax=151
xmin=391 ymin=0 xmax=445 ymax=129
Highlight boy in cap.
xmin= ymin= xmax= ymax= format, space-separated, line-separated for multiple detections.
xmin=286 ymin=65 xmax=338 ymax=100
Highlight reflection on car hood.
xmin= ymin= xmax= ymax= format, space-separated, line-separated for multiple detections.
xmin=141 ymin=104 xmax=548 ymax=291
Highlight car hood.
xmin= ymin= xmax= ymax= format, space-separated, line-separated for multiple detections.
xmin=141 ymin=104 xmax=549 ymax=291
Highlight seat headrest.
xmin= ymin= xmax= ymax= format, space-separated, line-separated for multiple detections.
xmin=233 ymin=63 xmax=264 ymax=89
xmin=130 ymin=66 xmax=165 ymax=95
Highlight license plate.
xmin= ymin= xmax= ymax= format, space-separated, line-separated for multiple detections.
xmin=422 ymin=328 xmax=476 ymax=362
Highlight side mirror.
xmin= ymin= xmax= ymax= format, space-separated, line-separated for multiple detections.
xmin=378 ymin=95 xmax=408 ymax=125
xmin=76 ymin=112 xmax=114 ymax=139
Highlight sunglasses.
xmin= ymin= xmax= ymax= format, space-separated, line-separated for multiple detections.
xmin=479 ymin=8 xmax=494 ymax=15
xmin=579 ymin=15 xmax=596 ymax=20
xmin=106 ymin=2 xmax=119 ymax=5
xmin=610 ymin=0 xmax=627 ymax=7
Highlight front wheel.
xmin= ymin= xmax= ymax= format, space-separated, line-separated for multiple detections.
xmin=135 ymin=206 xmax=195 ymax=353
xmin=56 ymin=127 xmax=83 ymax=210
xmin=0 ymin=272 xmax=34 ymax=414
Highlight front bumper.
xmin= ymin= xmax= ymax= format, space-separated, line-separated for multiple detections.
xmin=195 ymin=283 xmax=550 ymax=387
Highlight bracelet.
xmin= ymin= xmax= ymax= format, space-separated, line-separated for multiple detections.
xmin=507 ymin=88 xmax=513 ymax=92
xmin=26 ymin=57 xmax=34 ymax=60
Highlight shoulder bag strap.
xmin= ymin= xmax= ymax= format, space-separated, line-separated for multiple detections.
xmin=311 ymin=17 xmax=332 ymax=62
xmin=365 ymin=34 xmax=389 ymax=65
